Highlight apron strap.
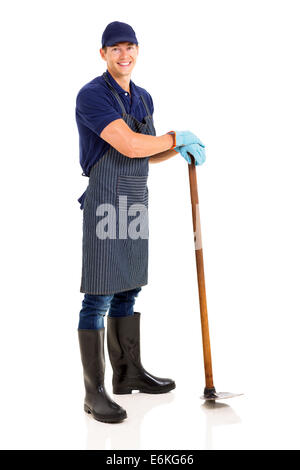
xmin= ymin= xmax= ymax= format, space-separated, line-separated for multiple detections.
xmin=103 ymin=72 xmax=127 ymax=116
xmin=140 ymin=94 xmax=151 ymax=117
xmin=103 ymin=72 xmax=153 ymax=119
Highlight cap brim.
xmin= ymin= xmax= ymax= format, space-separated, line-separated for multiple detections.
xmin=104 ymin=36 xmax=138 ymax=47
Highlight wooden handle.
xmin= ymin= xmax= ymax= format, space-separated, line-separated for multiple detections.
xmin=188 ymin=155 xmax=214 ymax=389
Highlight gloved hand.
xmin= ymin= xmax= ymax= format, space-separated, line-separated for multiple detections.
xmin=167 ymin=130 xmax=205 ymax=150
xmin=177 ymin=143 xmax=206 ymax=166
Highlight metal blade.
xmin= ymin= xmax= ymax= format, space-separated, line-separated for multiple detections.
xmin=201 ymin=391 xmax=243 ymax=401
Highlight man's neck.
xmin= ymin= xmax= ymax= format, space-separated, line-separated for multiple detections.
xmin=108 ymin=68 xmax=131 ymax=94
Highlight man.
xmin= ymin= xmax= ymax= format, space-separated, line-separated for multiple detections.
xmin=75 ymin=21 xmax=206 ymax=423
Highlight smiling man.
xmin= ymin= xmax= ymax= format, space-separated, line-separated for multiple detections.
xmin=75 ymin=21 xmax=206 ymax=424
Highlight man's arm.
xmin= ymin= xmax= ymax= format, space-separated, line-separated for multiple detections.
xmin=100 ymin=119 xmax=175 ymax=158
xmin=149 ymin=149 xmax=179 ymax=164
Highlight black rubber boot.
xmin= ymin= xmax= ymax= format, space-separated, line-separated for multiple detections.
xmin=107 ymin=312 xmax=176 ymax=394
xmin=78 ymin=328 xmax=127 ymax=423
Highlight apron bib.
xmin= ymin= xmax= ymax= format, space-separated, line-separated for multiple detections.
xmin=80 ymin=72 xmax=156 ymax=295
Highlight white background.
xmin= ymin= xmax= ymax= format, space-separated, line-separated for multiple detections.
xmin=0 ymin=0 xmax=300 ymax=450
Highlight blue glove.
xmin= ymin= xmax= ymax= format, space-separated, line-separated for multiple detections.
xmin=167 ymin=130 xmax=205 ymax=151
xmin=178 ymin=143 xmax=206 ymax=166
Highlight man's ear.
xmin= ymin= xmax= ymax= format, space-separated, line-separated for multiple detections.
xmin=99 ymin=48 xmax=106 ymax=60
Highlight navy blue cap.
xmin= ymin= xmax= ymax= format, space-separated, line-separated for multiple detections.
xmin=102 ymin=21 xmax=138 ymax=48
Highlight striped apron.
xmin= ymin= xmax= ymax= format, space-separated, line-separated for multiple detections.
xmin=80 ymin=72 xmax=156 ymax=295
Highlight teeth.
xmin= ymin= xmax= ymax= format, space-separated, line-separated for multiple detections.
xmin=118 ymin=62 xmax=130 ymax=65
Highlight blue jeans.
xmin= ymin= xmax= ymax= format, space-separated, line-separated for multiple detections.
xmin=78 ymin=287 xmax=142 ymax=330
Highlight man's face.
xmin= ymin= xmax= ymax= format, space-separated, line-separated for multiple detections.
xmin=100 ymin=42 xmax=139 ymax=78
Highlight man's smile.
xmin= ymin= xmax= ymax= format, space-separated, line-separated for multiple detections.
xmin=117 ymin=61 xmax=132 ymax=67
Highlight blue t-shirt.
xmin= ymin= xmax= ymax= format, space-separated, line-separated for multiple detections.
xmin=75 ymin=69 xmax=154 ymax=177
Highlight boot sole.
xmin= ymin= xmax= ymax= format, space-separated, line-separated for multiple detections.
xmin=84 ymin=404 xmax=127 ymax=423
xmin=113 ymin=382 xmax=176 ymax=395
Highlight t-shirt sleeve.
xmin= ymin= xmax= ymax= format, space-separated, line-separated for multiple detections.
xmin=76 ymin=88 xmax=122 ymax=136
xmin=148 ymin=93 xmax=154 ymax=115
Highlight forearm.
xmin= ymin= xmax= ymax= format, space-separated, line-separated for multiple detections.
xmin=130 ymin=132 xmax=174 ymax=158
xmin=149 ymin=148 xmax=179 ymax=164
